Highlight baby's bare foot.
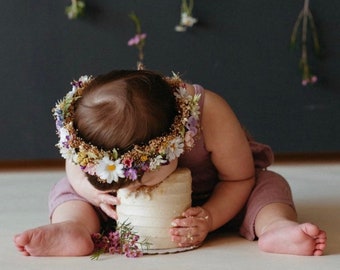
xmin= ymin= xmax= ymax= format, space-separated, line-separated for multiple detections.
xmin=14 ymin=221 xmax=94 ymax=256
xmin=258 ymin=222 xmax=327 ymax=256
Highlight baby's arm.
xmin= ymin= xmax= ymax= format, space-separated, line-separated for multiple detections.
xmin=197 ymin=91 xmax=255 ymax=231
xmin=65 ymin=160 xmax=119 ymax=219
xmin=201 ymin=89 xmax=255 ymax=229
xmin=171 ymin=88 xmax=255 ymax=246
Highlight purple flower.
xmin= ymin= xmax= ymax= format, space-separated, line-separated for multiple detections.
xmin=127 ymin=33 xmax=147 ymax=46
xmin=124 ymin=168 xmax=138 ymax=181
xmin=186 ymin=115 xmax=198 ymax=135
xmin=71 ymin=80 xmax=82 ymax=88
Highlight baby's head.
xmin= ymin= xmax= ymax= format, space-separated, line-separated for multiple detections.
xmin=53 ymin=69 xmax=201 ymax=191
xmin=74 ymin=70 xmax=177 ymax=152
xmin=74 ymin=70 xmax=178 ymax=189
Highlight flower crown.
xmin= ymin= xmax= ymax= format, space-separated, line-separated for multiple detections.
xmin=53 ymin=73 xmax=201 ymax=186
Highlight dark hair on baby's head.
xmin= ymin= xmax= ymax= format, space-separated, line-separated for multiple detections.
xmin=73 ymin=70 xmax=178 ymax=190
xmin=74 ymin=70 xmax=178 ymax=151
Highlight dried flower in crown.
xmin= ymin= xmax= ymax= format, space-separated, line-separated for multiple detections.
xmin=52 ymin=72 xmax=201 ymax=187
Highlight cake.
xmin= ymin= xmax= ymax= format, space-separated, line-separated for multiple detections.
xmin=116 ymin=168 xmax=192 ymax=250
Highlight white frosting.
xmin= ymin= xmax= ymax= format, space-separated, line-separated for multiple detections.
xmin=117 ymin=168 xmax=192 ymax=249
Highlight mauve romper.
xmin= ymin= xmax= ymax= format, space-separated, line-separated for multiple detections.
xmin=49 ymin=84 xmax=295 ymax=241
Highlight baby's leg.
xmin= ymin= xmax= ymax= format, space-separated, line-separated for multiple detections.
xmin=255 ymin=202 xmax=327 ymax=256
xmin=241 ymin=170 xmax=327 ymax=256
xmin=14 ymin=200 xmax=100 ymax=256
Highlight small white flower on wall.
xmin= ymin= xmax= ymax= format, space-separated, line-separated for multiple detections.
xmin=175 ymin=0 xmax=198 ymax=32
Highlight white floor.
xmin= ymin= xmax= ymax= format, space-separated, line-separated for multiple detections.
xmin=0 ymin=163 xmax=339 ymax=270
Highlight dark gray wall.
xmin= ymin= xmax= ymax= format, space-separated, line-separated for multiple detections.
xmin=1 ymin=0 xmax=340 ymax=160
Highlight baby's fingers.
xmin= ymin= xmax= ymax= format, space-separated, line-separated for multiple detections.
xmin=183 ymin=207 xmax=211 ymax=226
xmin=170 ymin=227 xmax=201 ymax=247
xmin=172 ymin=216 xmax=196 ymax=228
xmin=182 ymin=207 xmax=202 ymax=217
xmin=99 ymin=194 xmax=120 ymax=206
xmin=99 ymin=203 xmax=118 ymax=220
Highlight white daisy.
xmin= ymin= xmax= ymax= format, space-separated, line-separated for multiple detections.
xmin=96 ymin=156 xmax=125 ymax=183
xmin=149 ymin=155 xmax=168 ymax=170
xmin=166 ymin=138 xmax=184 ymax=161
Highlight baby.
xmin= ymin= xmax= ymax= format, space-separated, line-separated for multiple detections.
xmin=15 ymin=70 xmax=326 ymax=256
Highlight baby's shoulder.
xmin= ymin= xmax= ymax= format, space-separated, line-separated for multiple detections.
xmin=203 ymin=89 xmax=231 ymax=112
xmin=185 ymin=84 xmax=232 ymax=117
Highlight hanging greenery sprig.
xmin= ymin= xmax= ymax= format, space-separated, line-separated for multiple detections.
xmin=127 ymin=12 xmax=147 ymax=69
xmin=65 ymin=0 xmax=86 ymax=20
xmin=175 ymin=0 xmax=198 ymax=32
xmin=290 ymin=0 xmax=320 ymax=86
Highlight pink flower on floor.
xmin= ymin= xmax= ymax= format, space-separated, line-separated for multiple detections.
xmin=90 ymin=220 xmax=151 ymax=260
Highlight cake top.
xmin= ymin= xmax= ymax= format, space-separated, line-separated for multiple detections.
xmin=117 ymin=168 xmax=192 ymax=200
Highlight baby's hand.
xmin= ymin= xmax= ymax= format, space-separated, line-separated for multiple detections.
xmin=96 ymin=192 xmax=120 ymax=220
xmin=170 ymin=206 xmax=212 ymax=247
xmin=82 ymin=185 xmax=119 ymax=220
xmin=72 ymin=176 xmax=119 ymax=219
xmin=66 ymin=161 xmax=119 ymax=220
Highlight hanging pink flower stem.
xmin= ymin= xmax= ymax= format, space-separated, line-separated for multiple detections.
xmin=127 ymin=12 xmax=147 ymax=69
xmin=290 ymin=0 xmax=320 ymax=86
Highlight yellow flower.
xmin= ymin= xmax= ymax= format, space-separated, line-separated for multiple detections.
xmin=140 ymin=155 xmax=148 ymax=162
